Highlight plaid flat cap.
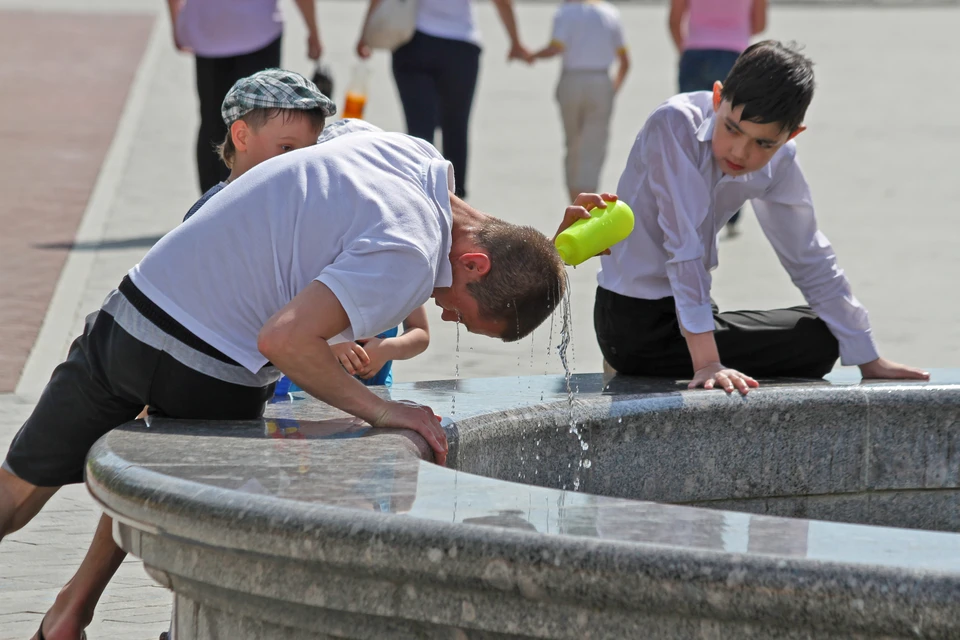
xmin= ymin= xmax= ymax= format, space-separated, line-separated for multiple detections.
xmin=221 ymin=68 xmax=336 ymax=126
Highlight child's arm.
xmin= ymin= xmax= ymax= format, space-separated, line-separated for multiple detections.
xmin=491 ymin=0 xmax=533 ymax=63
xmin=357 ymin=307 xmax=431 ymax=379
xmin=751 ymin=0 xmax=768 ymax=35
xmin=668 ymin=0 xmax=688 ymax=53
xmin=331 ymin=341 xmax=371 ymax=376
xmin=532 ymin=42 xmax=564 ymax=61
xmin=294 ymin=0 xmax=322 ymax=60
xmin=684 ymin=331 xmax=758 ymax=394
xmin=752 ymin=156 xmax=929 ymax=382
xmin=533 ymin=6 xmax=568 ymax=62
xmin=644 ymin=112 xmax=757 ymax=394
xmin=612 ymin=47 xmax=630 ymax=93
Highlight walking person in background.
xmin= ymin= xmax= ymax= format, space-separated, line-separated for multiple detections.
xmin=168 ymin=0 xmax=324 ymax=193
xmin=669 ymin=0 xmax=767 ymax=236
xmin=533 ymin=0 xmax=630 ymax=202
xmin=356 ymin=0 xmax=533 ymax=199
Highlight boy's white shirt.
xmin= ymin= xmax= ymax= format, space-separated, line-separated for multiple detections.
xmin=130 ymin=131 xmax=454 ymax=373
xmin=551 ymin=1 xmax=625 ymax=72
xmin=598 ymin=91 xmax=879 ymax=366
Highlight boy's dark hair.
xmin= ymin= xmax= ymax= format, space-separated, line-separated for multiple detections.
xmin=218 ymin=107 xmax=327 ymax=168
xmin=467 ymin=218 xmax=566 ymax=342
xmin=721 ymin=40 xmax=815 ymax=133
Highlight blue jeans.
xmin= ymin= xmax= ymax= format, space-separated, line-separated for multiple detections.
xmin=678 ymin=48 xmax=741 ymax=93
xmin=679 ymin=48 xmax=743 ymax=226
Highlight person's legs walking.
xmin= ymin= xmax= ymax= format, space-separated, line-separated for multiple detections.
xmin=556 ymin=72 xmax=587 ymax=202
xmin=192 ymin=35 xmax=283 ymax=193
xmin=435 ymin=37 xmax=480 ymax=198
xmin=574 ymin=73 xmax=615 ymax=196
xmin=194 ymin=55 xmax=233 ymax=192
xmin=392 ymin=32 xmax=440 ymax=146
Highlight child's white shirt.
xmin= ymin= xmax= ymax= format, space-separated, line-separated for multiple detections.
xmin=551 ymin=1 xmax=626 ymax=72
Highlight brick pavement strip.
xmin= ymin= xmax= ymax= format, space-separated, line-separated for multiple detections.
xmin=0 ymin=11 xmax=153 ymax=393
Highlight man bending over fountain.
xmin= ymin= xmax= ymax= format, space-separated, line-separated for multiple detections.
xmin=568 ymin=40 xmax=929 ymax=394
xmin=0 ymin=129 xmax=566 ymax=638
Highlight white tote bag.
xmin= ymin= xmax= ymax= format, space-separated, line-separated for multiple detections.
xmin=363 ymin=0 xmax=420 ymax=51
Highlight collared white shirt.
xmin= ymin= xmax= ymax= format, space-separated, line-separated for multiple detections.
xmin=598 ymin=91 xmax=879 ymax=366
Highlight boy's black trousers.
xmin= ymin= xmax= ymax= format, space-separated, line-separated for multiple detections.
xmin=594 ymin=286 xmax=841 ymax=379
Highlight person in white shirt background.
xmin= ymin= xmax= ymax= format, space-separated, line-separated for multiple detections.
xmin=356 ymin=0 xmax=532 ymax=199
xmin=565 ymin=40 xmax=929 ymax=394
xmin=532 ymin=0 xmax=631 ymax=202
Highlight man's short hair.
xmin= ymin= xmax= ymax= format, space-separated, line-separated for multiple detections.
xmin=721 ymin=40 xmax=815 ymax=133
xmin=468 ymin=219 xmax=566 ymax=342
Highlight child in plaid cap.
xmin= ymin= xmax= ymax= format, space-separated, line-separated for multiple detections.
xmin=185 ymin=68 xmax=336 ymax=221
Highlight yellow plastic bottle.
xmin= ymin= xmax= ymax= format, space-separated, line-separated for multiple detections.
xmin=554 ymin=199 xmax=635 ymax=266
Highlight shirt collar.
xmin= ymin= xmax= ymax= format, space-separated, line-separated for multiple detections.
xmin=696 ymin=115 xmax=716 ymax=143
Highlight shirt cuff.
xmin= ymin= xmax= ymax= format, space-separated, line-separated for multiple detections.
xmin=838 ymin=330 xmax=880 ymax=367
xmin=676 ymin=302 xmax=715 ymax=335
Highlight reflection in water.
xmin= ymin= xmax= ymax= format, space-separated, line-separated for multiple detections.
xmin=116 ymin=403 xmax=960 ymax=573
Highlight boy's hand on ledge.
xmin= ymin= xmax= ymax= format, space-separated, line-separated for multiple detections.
xmin=859 ymin=357 xmax=930 ymax=381
xmin=553 ymin=192 xmax=619 ymax=249
xmin=372 ymin=400 xmax=447 ymax=466
xmin=331 ymin=341 xmax=370 ymax=376
xmin=689 ymin=362 xmax=759 ymax=395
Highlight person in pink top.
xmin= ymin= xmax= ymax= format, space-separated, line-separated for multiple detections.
xmin=669 ymin=0 xmax=767 ymax=235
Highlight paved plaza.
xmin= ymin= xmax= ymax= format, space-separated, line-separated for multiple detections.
xmin=1 ymin=0 xmax=958 ymax=637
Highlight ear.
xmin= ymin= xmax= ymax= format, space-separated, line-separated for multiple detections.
xmin=787 ymin=125 xmax=807 ymax=141
xmin=231 ymin=120 xmax=250 ymax=152
xmin=457 ymin=252 xmax=492 ymax=278
xmin=712 ymin=81 xmax=723 ymax=111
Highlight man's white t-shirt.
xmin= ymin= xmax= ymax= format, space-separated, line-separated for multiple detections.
xmin=129 ymin=132 xmax=455 ymax=373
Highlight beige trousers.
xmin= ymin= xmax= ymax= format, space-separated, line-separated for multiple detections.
xmin=556 ymin=70 xmax=615 ymax=194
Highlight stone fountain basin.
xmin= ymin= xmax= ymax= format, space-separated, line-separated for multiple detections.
xmin=87 ymin=374 xmax=960 ymax=639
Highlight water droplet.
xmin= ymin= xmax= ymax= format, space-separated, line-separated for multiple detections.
xmin=583 ymin=459 xmax=592 ymax=469
xmin=580 ymin=441 xmax=589 ymax=451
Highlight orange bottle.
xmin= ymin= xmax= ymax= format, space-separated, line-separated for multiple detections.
xmin=342 ymin=62 xmax=369 ymax=119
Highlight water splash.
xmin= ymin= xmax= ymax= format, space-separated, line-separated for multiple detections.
xmin=556 ymin=273 xmax=590 ymax=489
xmin=452 ymin=320 xmax=460 ymax=416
